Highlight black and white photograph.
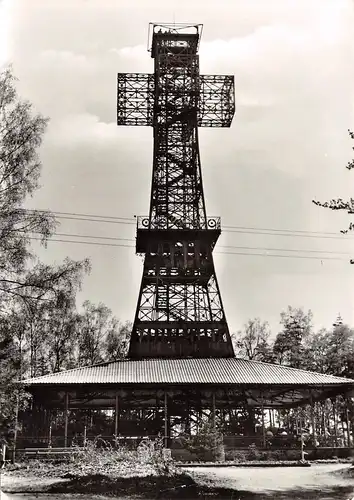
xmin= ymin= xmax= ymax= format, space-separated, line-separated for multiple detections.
xmin=1 ymin=0 xmax=354 ymax=498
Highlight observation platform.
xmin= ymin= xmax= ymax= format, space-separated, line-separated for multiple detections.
xmin=135 ymin=215 xmax=221 ymax=254
xmin=149 ymin=23 xmax=203 ymax=57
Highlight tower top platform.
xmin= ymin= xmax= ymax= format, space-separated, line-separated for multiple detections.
xmin=148 ymin=23 xmax=203 ymax=56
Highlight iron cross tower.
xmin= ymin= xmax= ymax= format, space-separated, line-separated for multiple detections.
xmin=117 ymin=23 xmax=235 ymax=358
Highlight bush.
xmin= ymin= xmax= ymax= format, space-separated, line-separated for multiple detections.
xmin=178 ymin=422 xmax=223 ymax=462
xmin=68 ymin=436 xmax=177 ymax=477
xmin=246 ymin=443 xmax=262 ymax=461
xmin=224 ymin=447 xmax=301 ymax=462
xmin=225 ymin=449 xmax=248 ymax=462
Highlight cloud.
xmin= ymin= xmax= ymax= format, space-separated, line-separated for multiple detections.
xmin=9 ymin=0 xmax=354 ymax=332
xmin=46 ymin=113 xmax=117 ymax=144
xmin=39 ymin=49 xmax=92 ymax=70
xmin=112 ymin=44 xmax=147 ymax=59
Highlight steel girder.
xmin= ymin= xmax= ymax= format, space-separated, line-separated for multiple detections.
xmin=117 ymin=73 xmax=154 ymax=126
xmin=117 ymin=73 xmax=235 ymax=127
xmin=117 ymin=24 xmax=235 ymax=358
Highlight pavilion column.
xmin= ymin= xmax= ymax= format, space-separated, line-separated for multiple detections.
xmin=164 ymin=391 xmax=169 ymax=448
xmin=211 ymin=389 xmax=217 ymax=458
xmin=64 ymin=392 xmax=69 ymax=448
xmin=114 ymin=392 xmax=120 ymax=445
xmin=185 ymin=396 xmax=191 ymax=435
xmin=48 ymin=413 xmax=52 ymax=448
xmin=211 ymin=390 xmax=216 ymax=433
xmin=350 ymin=400 xmax=354 ymax=448
xmin=341 ymin=414 xmax=346 ymax=446
xmin=310 ymin=393 xmax=317 ymax=445
xmin=345 ymin=403 xmax=351 ymax=447
xmin=198 ymin=404 xmax=203 ymax=432
xmin=333 ymin=399 xmax=338 ymax=447
xmin=261 ymin=395 xmax=266 ymax=448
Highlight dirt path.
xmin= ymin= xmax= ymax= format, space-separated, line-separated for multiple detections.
xmin=185 ymin=464 xmax=354 ymax=498
xmin=2 ymin=464 xmax=354 ymax=499
xmin=186 ymin=463 xmax=353 ymax=491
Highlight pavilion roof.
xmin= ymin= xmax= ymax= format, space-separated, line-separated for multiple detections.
xmin=23 ymin=357 xmax=354 ymax=388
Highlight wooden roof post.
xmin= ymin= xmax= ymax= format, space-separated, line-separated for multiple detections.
xmin=48 ymin=420 xmax=52 ymax=449
xmin=164 ymin=391 xmax=169 ymax=448
xmin=310 ymin=392 xmax=316 ymax=445
xmin=64 ymin=392 xmax=69 ymax=448
xmin=212 ymin=390 xmax=216 ymax=432
xmin=345 ymin=403 xmax=351 ymax=448
xmin=261 ymin=393 xmax=266 ymax=448
xmin=114 ymin=392 xmax=120 ymax=446
xmin=212 ymin=389 xmax=216 ymax=459
xmin=332 ymin=397 xmax=338 ymax=447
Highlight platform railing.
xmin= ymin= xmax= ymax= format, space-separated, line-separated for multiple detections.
xmin=136 ymin=215 xmax=221 ymax=231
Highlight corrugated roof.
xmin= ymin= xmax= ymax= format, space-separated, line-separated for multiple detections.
xmin=23 ymin=358 xmax=354 ymax=387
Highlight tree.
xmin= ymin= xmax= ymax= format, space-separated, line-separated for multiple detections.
xmin=0 ymin=67 xmax=53 ymax=298
xmin=3 ymin=260 xmax=90 ymax=378
xmin=0 ymin=67 xmax=91 ymax=438
xmin=234 ymin=318 xmax=273 ymax=362
xmin=302 ymin=319 xmax=354 ymax=378
xmin=326 ymin=323 xmax=354 ymax=378
xmin=273 ymin=306 xmax=313 ymax=368
xmin=0 ymin=312 xmax=31 ymax=443
xmin=76 ymin=302 xmax=131 ymax=366
xmin=77 ymin=301 xmax=118 ymax=366
xmin=302 ymin=328 xmax=330 ymax=373
xmin=45 ymin=295 xmax=79 ymax=373
xmin=104 ymin=320 xmax=132 ymax=361
xmin=0 ymin=66 xmax=90 ymax=305
xmin=312 ymin=129 xmax=354 ymax=262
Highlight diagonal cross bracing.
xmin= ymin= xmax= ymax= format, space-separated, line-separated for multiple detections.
xmin=117 ymin=74 xmax=235 ymax=127
xmin=117 ymin=23 xmax=235 ymax=358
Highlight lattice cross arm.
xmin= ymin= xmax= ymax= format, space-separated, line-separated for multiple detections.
xmin=117 ymin=73 xmax=235 ymax=128
xmin=117 ymin=73 xmax=155 ymax=126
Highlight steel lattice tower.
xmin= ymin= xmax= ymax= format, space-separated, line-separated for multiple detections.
xmin=117 ymin=23 xmax=235 ymax=358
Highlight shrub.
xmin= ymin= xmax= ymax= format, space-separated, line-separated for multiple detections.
xmin=246 ymin=443 xmax=262 ymax=461
xmin=68 ymin=436 xmax=177 ymax=477
xmin=226 ymin=449 xmax=248 ymax=462
xmin=179 ymin=422 xmax=223 ymax=461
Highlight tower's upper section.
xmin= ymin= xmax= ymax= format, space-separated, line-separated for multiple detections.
xmin=149 ymin=23 xmax=203 ymax=58
xmin=117 ymin=22 xmax=235 ymax=252
xmin=117 ymin=23 xmax=234 ymax=129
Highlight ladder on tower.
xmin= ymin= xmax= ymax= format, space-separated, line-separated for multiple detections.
xmin=157 ymin=287 xmax=185 ymax=321
xmin=157 ymin=287 xmax=168 ymax=310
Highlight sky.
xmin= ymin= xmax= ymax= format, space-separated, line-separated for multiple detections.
xmin=2 ymin=0 xmax=354 ymax=336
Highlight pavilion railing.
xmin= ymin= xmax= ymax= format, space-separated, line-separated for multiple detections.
xmin=14 ymin=434 xmax=162 ymax=450
xmin=13 ymin=433 xmax=351 ymax=451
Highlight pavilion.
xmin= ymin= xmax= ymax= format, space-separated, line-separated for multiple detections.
xmin=21 ymin=357 xmax=354 ymax=454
